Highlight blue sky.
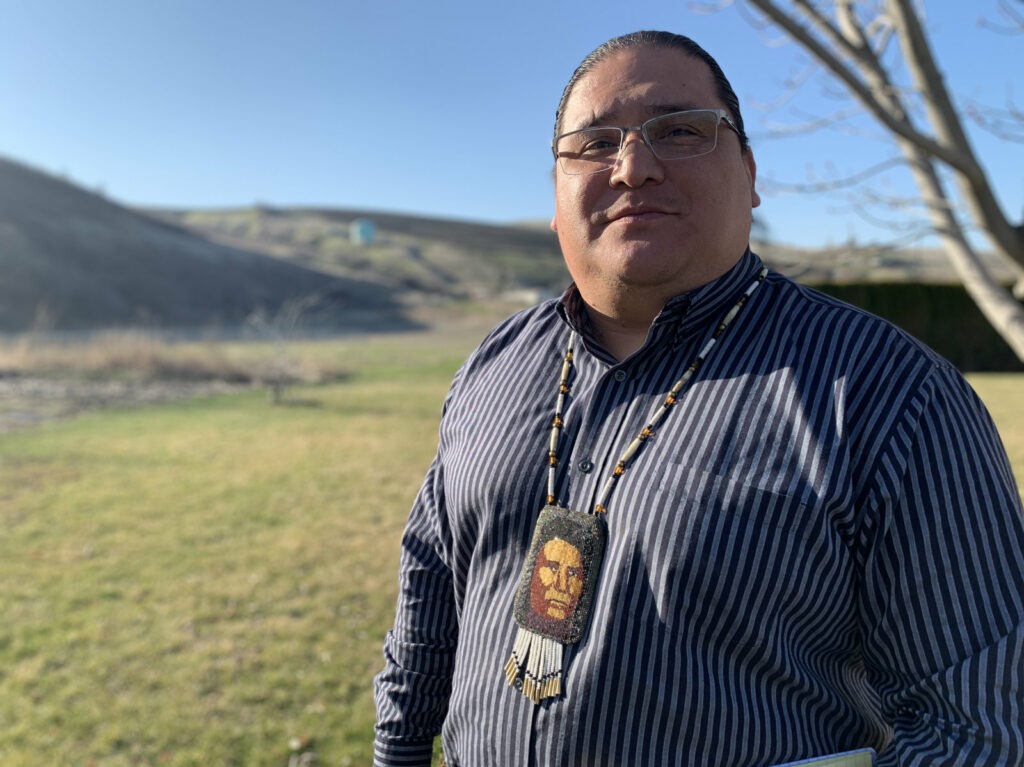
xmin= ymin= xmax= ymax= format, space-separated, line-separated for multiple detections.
xmin=0 ymin=0 xmax=1020 ymax=248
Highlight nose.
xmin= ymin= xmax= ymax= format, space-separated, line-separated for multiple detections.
xmin=556 ymin=566 xmax=569 ymax=591
xmin=609 ymin=130 xmax=665 ymax=188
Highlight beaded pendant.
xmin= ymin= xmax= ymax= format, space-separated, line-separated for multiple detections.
xmin=504 ymin=505 xmax=607 ymax=703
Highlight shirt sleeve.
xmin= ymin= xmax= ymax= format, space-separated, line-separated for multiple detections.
xmin=372 ymin=450 xmax=459 ymax=767
xmin=859 ymin=363 xmax=1024 ymax=766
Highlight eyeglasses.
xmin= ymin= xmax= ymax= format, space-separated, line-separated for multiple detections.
xmin=552 ymin=108 xmax=742 ymax=176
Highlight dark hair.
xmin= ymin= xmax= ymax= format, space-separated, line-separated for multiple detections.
xmin=553 ymin=30 xmax=750 ymax=152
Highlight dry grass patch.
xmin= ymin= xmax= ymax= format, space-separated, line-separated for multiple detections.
xmin=0 ymin=331 xmax=347 ymax=385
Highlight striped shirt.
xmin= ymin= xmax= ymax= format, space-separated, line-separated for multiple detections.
xmin=373 ymin=249 xmax=1024 ymax=767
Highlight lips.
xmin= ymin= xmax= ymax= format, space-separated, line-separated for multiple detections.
xmin=602 ymin=203 xmax=674 ymax=224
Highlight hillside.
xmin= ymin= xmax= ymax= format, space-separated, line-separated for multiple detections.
xmin=152 ymin=207 xmax=1020 ymax=291
xmin=149 ymin=208 xmax=1021 ymax=369
xmin=0 ymin=157 xmax=412 ymax=333
xmin=147 ymin=206 xmax=569 ymax=302
xmin=2 ymin=153 xmax=1018 ymax=362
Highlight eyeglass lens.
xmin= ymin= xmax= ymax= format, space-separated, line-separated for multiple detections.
xmin=556 ymin=110 xmax=724 ymax=175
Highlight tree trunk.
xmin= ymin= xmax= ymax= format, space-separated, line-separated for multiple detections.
xmin=897 ymin=139 xmax=1024 ymax=361
xmin=743 ymin=0 xmax=1024 ymax=362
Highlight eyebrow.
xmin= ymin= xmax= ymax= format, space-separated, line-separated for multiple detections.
xmin=580 ymin=103 xmax=704 ymax=130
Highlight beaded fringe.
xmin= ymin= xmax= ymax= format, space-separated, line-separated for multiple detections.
xmin=504 ymin=627 xmax=564 ymax=704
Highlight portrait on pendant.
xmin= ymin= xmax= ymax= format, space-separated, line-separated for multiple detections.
xmin=513 ymin=505 xmax=606 ymax=644
xmin=530 ymin=537 xmax=585 ymax=620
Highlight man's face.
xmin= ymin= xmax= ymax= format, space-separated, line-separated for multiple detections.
xmin=529 ymin=538 xmax=584 ymax=621
xmin=551 ymin=46 xmax=760 ymax=306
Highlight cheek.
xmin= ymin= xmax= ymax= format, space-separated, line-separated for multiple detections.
xmin=552 ymin=188 xmax=573 ymax=233
xmin=553 ymin=183 xmax=603 ymax=269
xmin=569 ymin=576 xmax=583 ymax=597
xmin=554 ymin=175 xmax=601 ymax=224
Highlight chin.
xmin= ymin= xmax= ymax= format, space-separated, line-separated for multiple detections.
xmin=614 ymin=247 xmax=690 ymax=283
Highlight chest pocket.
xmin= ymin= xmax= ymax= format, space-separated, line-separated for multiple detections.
xmin=617 ymin=465 xmax=849 ymax=636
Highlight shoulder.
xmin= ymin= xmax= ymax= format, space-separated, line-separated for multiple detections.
xmin=749 ymin=271 xmax=978 ymax=437
xmin=445 ymin=299 xmax=568 ymax=398
xmin=758 ymin=270 xmax=952 ymax=375
xmin=460 ymin=300 xmax=565 ymax=368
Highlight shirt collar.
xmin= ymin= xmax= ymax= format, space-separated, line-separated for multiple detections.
xmin=557 ymin=248 xmax=765 ymax=339
xmin=668 ymin=248 xmax=764 ymax=329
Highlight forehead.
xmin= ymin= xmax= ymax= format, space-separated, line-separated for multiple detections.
xmin=541 ymin=538 xmax=581 ymax=563
xmin=563 ymin=46 xmax=719 ymax=129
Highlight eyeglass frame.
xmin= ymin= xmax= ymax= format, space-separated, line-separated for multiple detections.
xmin=551 ymin=108 xmax=743 ymax=175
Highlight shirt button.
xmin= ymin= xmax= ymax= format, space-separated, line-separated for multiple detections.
xmin=613 ymin=370 xmax=627 ymax=382
xmin=578 ymin=459 xmax=594 ymax=473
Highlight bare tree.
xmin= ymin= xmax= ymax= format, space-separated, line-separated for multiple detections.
xmin=700 ymin=0 xmax=1024 ymax=360
xmin=245 ymin=292 xmax=332 ymax=404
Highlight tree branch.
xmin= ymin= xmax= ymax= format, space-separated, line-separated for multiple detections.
xmin=746 ymin=0 xmax=978 ymax=173
xmin=888 ymin=0 xmax=1024 ymax=262
xmin=964 ymin=97 xmax=1024 ymax=143
xmin=758 ymin=105 xmax=867 ymax=138
xmin=978 ymin=0 xmax=1024 ymax=34
xmin=737 ymin=0 xmax=1024 ymax=354
xmin=761 ymin=156 xmax=908 ymax=193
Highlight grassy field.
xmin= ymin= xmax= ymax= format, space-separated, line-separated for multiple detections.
xmin=0 ymin=331 xmax=479 ymax=767
xmin=0 ymin=331 xmax=1021 ymax=767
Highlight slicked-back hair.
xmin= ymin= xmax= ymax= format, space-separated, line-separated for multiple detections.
xmin=553 ymin=30 xmax=750 ymax=153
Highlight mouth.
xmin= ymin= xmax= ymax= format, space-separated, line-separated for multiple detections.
xmin=603 ymin=205 xmax=674 ymax=225
xmin=545 ymin=592 xmax=572 ymax=608
xmin=544 ymin=600 xmax=570 ymax=619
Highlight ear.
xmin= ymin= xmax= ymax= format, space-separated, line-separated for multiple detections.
xmin=550 ymin=215 xmax=558 ymax=233
xmin=745 ymin=150 xmax=761 ymax=209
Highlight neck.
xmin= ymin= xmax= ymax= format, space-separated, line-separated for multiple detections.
xmin=584 ymin=301 xmax=656 ymax=362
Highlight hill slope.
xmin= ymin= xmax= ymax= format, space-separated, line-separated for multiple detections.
xmin=149 ymin=206 xmax=569 ymax=301
xmin=0 ymin=157 xmax=411 ymax=333
xmin=3 ymin=153 xmax=1016 ymax=368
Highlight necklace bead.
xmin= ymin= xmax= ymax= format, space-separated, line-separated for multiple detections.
xmin=547 ymin=267 xmax=768 ymax=516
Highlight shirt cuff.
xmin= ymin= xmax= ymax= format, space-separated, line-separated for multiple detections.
xmin=373 ymin=735 xmax=435 ymax=767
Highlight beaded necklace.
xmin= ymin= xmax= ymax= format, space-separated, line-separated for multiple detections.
xmin=506 ymin=266 xmax=768 ymax=704
xmin=548 ymin=266 xmax=768 ymax=514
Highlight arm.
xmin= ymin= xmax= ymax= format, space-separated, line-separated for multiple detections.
xmin=373 ymin=454 xmax=459 ymax=767
xmin=371 ymin=309 xmax=550 ymax=765
xmin=860 ymin=364 xmax=1024 ymax=765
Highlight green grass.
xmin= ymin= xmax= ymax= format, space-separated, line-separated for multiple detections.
xmin=0 ymin=333 xmax=1020 ymax=766
xmin=0 ymin=332 xmax=473 ymax=767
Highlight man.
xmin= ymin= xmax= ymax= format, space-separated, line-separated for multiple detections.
xmin=374 ymin=31 xmax=1024 ymax=767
